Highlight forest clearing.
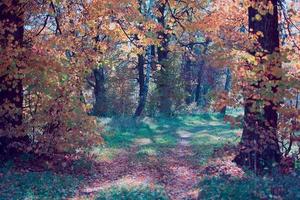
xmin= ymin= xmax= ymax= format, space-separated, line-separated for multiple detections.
xmin=1 ymin=0 xmax=300 ymax=199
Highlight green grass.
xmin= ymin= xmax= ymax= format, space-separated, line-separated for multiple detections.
xmin=96 ymin=185 xmax=169 ymax=200
xmin=0 ymin=113 xmax=241 ymax=199
xmin=199 ymin=171 xmax=300 ymax=200
xmin=0 ymin=161 xmax=83 ymax=200
xmin=3 ymin=111 xmax=299 ymax=199
xmin=93 ymin=113 xmax=240 ymax=164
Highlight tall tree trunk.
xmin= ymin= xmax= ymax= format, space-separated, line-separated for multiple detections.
xmin=93 ymin=67 xmax=107 ymax=116
xmin=234 ymin=0 xmax=282 ymax=171
xmin=220 ymin=68 xmax=231 ymax=115
xmin=135 ymin=55 xmax=145 ymax=116
xmin=195 ymin=60 xmax=204 ymax=107
xmin=296 ymin=93 xmax=299 ymax=109
xmin=195 ymin=38 xmax=210 ymax=107
xmin=135 ymin=46 xmax=153 ymax=117
xmin=0 ymin=0 xmax=29 ymax=155
xmin=157 ymin=3 xmax=172 ymax=115
xmin=183 ymin=54 xmax=193 ymax=105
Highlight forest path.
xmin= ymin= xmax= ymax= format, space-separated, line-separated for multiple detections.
xmin=76 ymin=115 xmax=239 ymax=199
xmin=79 ymin=129 xmax=201 ymax=200
xmin=0 ymin=115 xmax=241 ymax=200
xmin=160 ymin=129 xmax=200 ymax=199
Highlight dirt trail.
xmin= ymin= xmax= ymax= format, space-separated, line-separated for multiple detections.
xmin=160 ymin=130 xmax=200 ymax=200
xmin=78 ymin=130 xmax=201 ymax=200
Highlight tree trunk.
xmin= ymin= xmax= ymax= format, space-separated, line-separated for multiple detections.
xmin=296 ymin=93 xmax=299 ymax=109
xmin=135 ymin=46 xmax=153 ymax=117
xmin=195 ymin=60 xmax=204 ymax=107
xmin=195 ymin=38 xmax=210 ymax=107
xmin=183 ymin=54 xmax=193 ymax=105
xmin=0 ymin=0 xmax=29 ymax=155
xmin=157 ymin=4 xmax=172 ymax=115
xmin=234 ymin=0 xmax=282 ymax=171
xmin=220 ymin=68 xmax=231 ymax=115
xmin=135 ymin=54 xmax=145 ymax=117
xmin=93 ymin=67 xmax=107 ymax=116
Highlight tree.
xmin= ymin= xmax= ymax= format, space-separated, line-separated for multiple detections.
xmin=135 ymin=0 xmax=155 ymax=117
xmin=220 ymin=68 xmax=231 ymax=115
xmin=92 ymin=67 xmax=107 ymax=116
xmin=234 ymin=0 xmax=282 ymax=171
xmin=0 ymin=0 xmax=30 ymax=154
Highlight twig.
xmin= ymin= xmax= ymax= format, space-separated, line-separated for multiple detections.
xmin=279 ymin=1 xmax=300 ymax=50
xmin=36 ymin=15 xmax=49 ymax=36
xmin=116 ymin=20 xmax=141 ymax=48
xmin=50 ymin=1 xmax=62 ymax=35
xmin=166 ymin=0 xmax=185 ymax=30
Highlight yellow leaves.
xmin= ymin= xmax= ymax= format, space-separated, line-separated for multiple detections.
xmin=254 ymin=14 xmax=262 ymax=22
xmin=250 ymin=0 xmax=275 ymax=16
xmin=243 ymin=53 xmax=258 ymax=66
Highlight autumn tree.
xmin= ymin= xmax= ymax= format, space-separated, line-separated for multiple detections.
xmin=233 ymin=0 xmax=282 ymax=170
xmin=0 ymin=0 xmax=106 ymax=155
xmin=134 ymin=0 xmax=155 ymax=117
xmin=0 ymin=0 xmax=30 ymax=154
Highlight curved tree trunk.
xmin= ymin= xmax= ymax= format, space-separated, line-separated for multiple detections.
xmin=234 ymin=0 xmax=282 ymax=171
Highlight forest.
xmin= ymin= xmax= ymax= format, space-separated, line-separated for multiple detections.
xmin=0 ymin=0 xmax=300 ymax=199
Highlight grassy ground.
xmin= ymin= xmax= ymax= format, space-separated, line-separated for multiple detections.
xmin=82 ymin=113 xmax=242 ymax=199
xmin=0 ymin=113 xmax=241 ymax=199
xmin=94 ymin=113 xmax=240 ymax=164
xmin=6 ymin=112 xmax=300 ymax=199
xmin=0 ymin=160 xmax=83 ymax=200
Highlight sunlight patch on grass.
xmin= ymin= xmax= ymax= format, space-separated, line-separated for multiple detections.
xmin=191 ymin=134 xmax=222 ymax=145
xmin=97 ymin=113 xmax=241 ymax=166
xmin=176 ymin=130 xmax=193 ymax=138
xmin=134 ymin=138 xmax=153 ymax=146
xmin=91 ymin=147 xmax=126 ymax=161
xmin=142 ymin=117 xmax=159 ymax=130
xmin=83 ymin=175 xmax=153 ymax=194
xmin=207 ymin=121 xmax=225 ymax=126
xmin=136 ymin=146 xmax=158 ymax=157
xmin=153 ymin=135 xmax=177 ymax=146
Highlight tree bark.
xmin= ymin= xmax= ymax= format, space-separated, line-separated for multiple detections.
xmin=157 ymin=3 xmax=172 ymax=115
xmin=134 ymin=54 xmax=145 ymax=116
xmin=195 ymin=38 xmax=210 ymax=107
xmin=234 ymin=0 xmax=282 ymax=171
xmin=296 ymin=93 xmax=299 ymax=109
xmin=135 ymin=46 xmax=153 ymax=117
xmin=0 ymin=0 xmax=29 ymax=155
xmin=183 ymin=54 xmax=193 ymax=105
xmin=195 ymin=61 xmax=204 ymax=106
xmin=220 ymin=68 xmax=231 ymax=115
xmin=92 ymin=67 xmax=107 ymax=116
